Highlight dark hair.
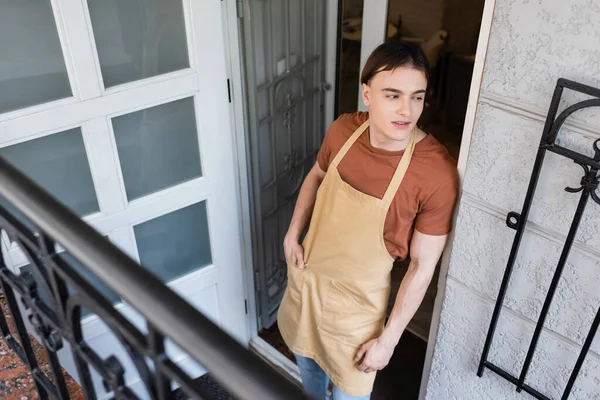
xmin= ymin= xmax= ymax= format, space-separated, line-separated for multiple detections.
xmin=360 ymin=42 xmax=430 ymax=85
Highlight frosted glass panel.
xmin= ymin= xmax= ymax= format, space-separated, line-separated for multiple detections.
xmin=0 ymin=128 xmax=99 ymax=217
xmin=87 ymin=0 xmax=190 ymax=87
xmin=134 ymin=202 xmax=212 ymax=283
xmin=112 ymin=97 xmax=202 ymax=200
xmin=0 ymin=0 xmax=71 ymax=114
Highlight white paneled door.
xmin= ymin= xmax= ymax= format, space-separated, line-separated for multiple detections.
xmin=0 ymin=0 xmax=248 ymax=397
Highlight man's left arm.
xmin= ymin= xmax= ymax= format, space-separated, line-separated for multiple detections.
xmin=355 ymin=230 xmax=447 ymax=373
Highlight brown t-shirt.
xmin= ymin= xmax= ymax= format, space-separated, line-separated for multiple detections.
xmin=317 ymin=112 xmax=459 ymax=260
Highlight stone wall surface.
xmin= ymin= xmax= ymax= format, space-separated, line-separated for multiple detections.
xmin=426 ymin=0 xmax=600 ymax=398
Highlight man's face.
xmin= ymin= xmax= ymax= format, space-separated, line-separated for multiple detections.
xmin=361 ymin=66 xmax=427 ymax=142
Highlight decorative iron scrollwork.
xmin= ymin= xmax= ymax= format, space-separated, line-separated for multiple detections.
xmin=565 ymin=150 xmax=600 ymax=205
xmin=478 ymin=79 xmax=600 ymax=400
xmin=275 ymin=73 xmax=307 ymax=201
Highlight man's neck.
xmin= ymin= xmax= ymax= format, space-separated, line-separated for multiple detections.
xmin=369 ymin=125 xmax=414 ymax=152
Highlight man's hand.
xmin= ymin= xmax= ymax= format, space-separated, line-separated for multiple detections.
xmin=284 ymin=233 xmax=305 ymax=269
xmin=282 ymin=162 xmax=324 ymax=270
xmin=354 ymin=336 xmax=395 ymax=373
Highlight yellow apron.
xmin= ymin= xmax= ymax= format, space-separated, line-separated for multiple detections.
xmin=278 ymin=120 xmax=417 ymax=396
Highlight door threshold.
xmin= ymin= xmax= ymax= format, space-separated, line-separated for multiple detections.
xmin=406 ymin=325 xmax=429 ymax=342
xmin=250 ymin=336 xmax=302 ymax=385
xmin=249 ymin=327 xmax=427 ymax=384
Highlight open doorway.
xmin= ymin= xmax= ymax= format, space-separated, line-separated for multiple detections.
xmin=239 ymin=0 xmax=489 ymax=397
xmin=334 ymin=0 xmax=487 ymax=397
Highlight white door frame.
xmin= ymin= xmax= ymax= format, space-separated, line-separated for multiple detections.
xmin=357 ymin=0 xmax=389 ymax=112
xmin=221 ymin=0 xmax=258 ymax=343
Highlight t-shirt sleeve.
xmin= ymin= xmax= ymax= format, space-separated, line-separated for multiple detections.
xmin=317 ymin=112 xmax=365 ymax=172
xmin=316 ymin=118 xmax=343 ymax=172
xmin=316 ymin=130 xmax=333 ymax=172
xmin=414 ymin=174 xmax=459 ymax=236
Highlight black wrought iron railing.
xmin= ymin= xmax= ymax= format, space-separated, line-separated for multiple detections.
xmin=478 ymin=78 xmax=600 ymax=400
xmin=0 ymin=156 xmax=307 ymax=400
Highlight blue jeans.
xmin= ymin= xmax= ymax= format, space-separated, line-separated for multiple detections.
xmin=294 ymin=354 xmax=371 ymax=400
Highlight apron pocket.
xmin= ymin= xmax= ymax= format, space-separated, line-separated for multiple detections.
xmin=318 ymin=281 xmax=386 ymax=347
xmin=286 ymin=264 xmax=305 ymax=302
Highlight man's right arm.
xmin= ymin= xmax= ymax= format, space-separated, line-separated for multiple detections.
xmin=283 ymin=162 xmax=326 ymax=269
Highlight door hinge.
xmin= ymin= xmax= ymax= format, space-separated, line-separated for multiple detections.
xmin=244 ymin=299 xmax=248 ymax=314
xmin=226 ymin=79 xmax=232 ymax=103
xmin=236 ymin=0 xmax=244 ymax=18
xmin=254 ymin=271 xmax=260 ymax=286
xmin=254 ymin=271 xmax=261 ymax=319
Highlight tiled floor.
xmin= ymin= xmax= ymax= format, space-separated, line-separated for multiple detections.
xmin=0 ymin=300 xmax=84 ymax=400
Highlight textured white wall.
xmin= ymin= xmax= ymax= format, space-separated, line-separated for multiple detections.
xmin=426 ymin=0 xmax=600 ymax=398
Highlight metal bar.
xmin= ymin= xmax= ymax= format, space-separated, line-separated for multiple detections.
xmin=285 ymin=0 xmax=290 ymax=72
xmin=286 ymin=91 xmax=293 ymax=159
xmin=44 ymin=347 xmax=71 ymax=400
xmin=309 ymin=0 xmax=318 ymax=160
xmin=333 ymin=0 xmax=344 ymax=118
xmin=160 ymin=359 xmax=215 ymax=399
xmin=544 ymin=144 xmax=600 ymax=170
xmin=71 ymin=346 xmax=100 ymax=400
xmin=264 ymin=197 xmax=295 ymax=221
xmin=258 ymin=89 xmax=321 ymax=126
xmin=477 ymin=147 xmax=547 ymax=376
xmin=52 ymin=256 xmax=150 ymax=355
xmin=0 ymin=276 xmax=49 ymax=399
xmin=0 ymin=157 xmax=308 ymax=400
xmin=483 ymin=362 xmax=551 ymax=400
xmin=48 ymin=268 xmax=70 ymax=335
xmin=317 ymin=0 xmax=327 ymax=146
xmin=546 ymin=99 xmax=600 ymax=144
xmin=558 ymin=77 xmax=600 ymax=98
xmin=302 ymin=80 xmax=308 ymax=160
xmin=31 ymin=369 xmax=63 ymax=399
xmin=148 ymin=325 xmax=171 ymax=400
xmin=256 ymin=55 xmax=319 ymax=93
xmin=0 ymin=283 xmax=29 ymax=363
xmin=268 ymin=0 xmax=275 ymax=82
xmin=261 ymin=151 xmax=318 ymax=193
xmin=148 ymin=326 xmax=172 ymax=400
xmin=478 ymin=83 xmax=564 ymax=377
xmin=268 ymin=0 xmax=282 ymax=293
xmin=243 ymin=0 xmax=269 ymax=329
xmin=562 ymin=305 xmax=600 ymax=399
xmin=516 ymin=189 xmax=590 ymax=391
xmin=268 ymin=1 xmax=279 ymax=260
xmin=301 ymin=0 xmax=306 ymax=64
xmin=0 ymin=287 xmax=14 ymax=336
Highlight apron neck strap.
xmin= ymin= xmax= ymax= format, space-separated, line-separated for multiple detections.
xmin=331 ymin=120 xmax=370 ymax=168
xmin=331 ymin=119 xmax=417 ymax=205
xmin=382 ymin=127 xmax=417 ymax=204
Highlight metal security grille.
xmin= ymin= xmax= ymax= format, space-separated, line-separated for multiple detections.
xmin=0 ymin=157 xmax=307 ymax=400
xmin=478 ymin=78 xmax=600 ymax=400
xmin=240 ymin=0 xmax=329 ymax=329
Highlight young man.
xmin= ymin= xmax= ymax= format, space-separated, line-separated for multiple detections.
xmin=277 ymin=42 xmax=459 ymax=399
